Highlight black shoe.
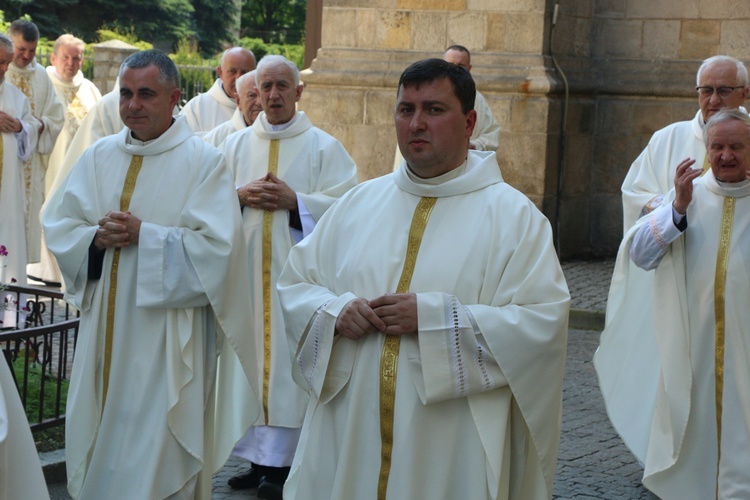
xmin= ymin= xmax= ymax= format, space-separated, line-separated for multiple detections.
xmin=227 ymin=465 xmax=261 ymax=489
xmin=256 ymin=466 xmax=290 ymax=500
xmin=257 ymin=476 xmax=284 ymax=500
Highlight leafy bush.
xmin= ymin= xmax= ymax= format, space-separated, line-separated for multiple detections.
xmin=97 ymin=25 xmax=154 ymax=51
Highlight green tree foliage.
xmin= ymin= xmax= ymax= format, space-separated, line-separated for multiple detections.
xmin=1 ymin=0 xmax=207 ymax=50
xmin=239 ymin=37 xmax=304 ymax=69
xmin=190 ymin=0 xmax=238 ymax=56
xmin=242 ymin=0 xmax=306 ymax=45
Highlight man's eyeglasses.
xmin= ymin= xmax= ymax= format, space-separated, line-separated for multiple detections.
xmin=696 ymin=86 xmax=744 ymax=97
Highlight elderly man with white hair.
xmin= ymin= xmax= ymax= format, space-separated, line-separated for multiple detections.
xmin=203 ymin=70 xmax=261 ymax=148
xmin=596 ymin=56 xmax=750 ymax=460
xmin=601 ymin=108 xmax=750 ymax=498
xmin=219 ymin=54 xmax=357 ymax=498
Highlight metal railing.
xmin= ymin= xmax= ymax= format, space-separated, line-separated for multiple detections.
xmin=1 ymin=285 xmax=79 ymax=431
xmin=176 ymin=64 xmax=218 ymax=107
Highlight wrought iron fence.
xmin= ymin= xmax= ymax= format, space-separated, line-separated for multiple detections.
xmin=177 ymin=64 xmax=218 ymax=107
xmin=1 ymin=285 xmax=79 ymax=432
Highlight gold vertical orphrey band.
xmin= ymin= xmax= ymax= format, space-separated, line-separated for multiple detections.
xmin=713 ymin=195 xmax=733 ymax=495
xmin=261 ymin=139 xmax=280 ymax=424
xmin=102 ymin=155 xmax=144 ymax=411
xmin=377 ymin=196 xmax=437 ymax=500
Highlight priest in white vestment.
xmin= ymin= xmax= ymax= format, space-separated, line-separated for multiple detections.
xmin=278 ymin=58 xmax=569 ymax=500
xmin=601 ymin=109 xmax=750 ymax=498
xmin=203 ymin=70 xmax=260 ymax=148
xmin=180 ymin=47 xmax=255 ymax=136
xmin=43 ymin=50 xmax=260 ymax=500
xmin=0 ymin=354 xmax=50 ymax=500
xmin=218 ymin=55 xmax=358 ymax=498
xmin=46 ymin=83 xmax=122 ymax=202
xmin=0 ymin=35 xmax=36 ymax=288
xmin=28 ymin=34 xmax=101 ymax=284
xmin=7 ymin=20 xmax=64 ymax=265
xmin=595 ymin=55 xmax=750 ymax=462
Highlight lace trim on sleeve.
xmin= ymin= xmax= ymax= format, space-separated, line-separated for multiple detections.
xmin=297 ymin=299 xmax=333 ymax=388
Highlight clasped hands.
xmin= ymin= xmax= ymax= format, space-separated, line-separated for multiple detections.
xmin=94 ymin=211 xmax=141 ymax=249
xmin=237 ymin=172 xmax=297 ymax=211
xmin=335 ymin=293 xmax=418 ymax=340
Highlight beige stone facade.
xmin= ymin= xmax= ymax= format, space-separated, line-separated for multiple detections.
xmin=92 ymin=40 xmax=139 ymax=93
xmin=298 ymin=1 xmax=750 ymax=257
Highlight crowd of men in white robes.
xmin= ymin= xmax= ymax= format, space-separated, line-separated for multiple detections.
xmin=5 ymin=13 xmax=750 ymax=500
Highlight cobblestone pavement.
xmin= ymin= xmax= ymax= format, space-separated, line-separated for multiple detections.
xmin=553 ymin=329 xmax=655 ymax=499
xmin=560 ymin=258 xmax=615 ymax=312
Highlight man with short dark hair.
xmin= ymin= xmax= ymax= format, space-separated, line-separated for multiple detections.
xmin=44 ymin=49 xmax=259 ymax=499
xmin=7 ymin=19 xmax=64 ymax=270
xmin=394 ymin=45 xmax=500 ymax=169
xmin=180 ymin=46 xmax=256 ymax=135
xmin=278 ymin=58 xmax=569 ymax=499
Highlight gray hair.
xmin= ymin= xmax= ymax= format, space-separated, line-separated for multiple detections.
xmin=235 ymin=70 xmax=256 ymax=92
xmin=256 ymin=55 xmax=299 ymax=88
xmin=119 ymin=49 xmax=180 ymax=89
xmin=0 ymin=34 xmax=13 ymax=54
xmin=697 ymin=55 xmax=749 ymax=87
xmin=704 ymin=108 xmax=750 ymax=146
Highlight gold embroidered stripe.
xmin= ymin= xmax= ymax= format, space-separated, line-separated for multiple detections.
xmin=377 ymin=196 xmax=437 ymax=500
xmin=261 ymin=139 xmax=280 ymax=424
xmin=713 ymin=195 xmax=733 ymax=493
xmin=701 ymin=153 xmax=711 ymax=175
xmin=102 ymin=155 xmax=143 ymax=411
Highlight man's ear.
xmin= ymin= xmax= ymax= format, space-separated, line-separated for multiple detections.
xmin=465 ymin=109 xmax=477 ymax=139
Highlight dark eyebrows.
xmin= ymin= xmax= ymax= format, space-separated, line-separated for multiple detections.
xmin=120 ymin=86 xmax=157 ymax=95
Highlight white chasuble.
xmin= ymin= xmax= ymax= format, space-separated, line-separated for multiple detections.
xmin=203 ymin=107 xmax=246 ymax=149
xmin=179 ymin=79 xmax=235 ymax=136
xmin=599 ymin=172 xmax=750 ymax=499
xmin=595 ymin=109 xmax=723 ymax=460
xmin=27 ymin=68 xmax=101 ymax=283
xmin=278 ymin=151 xmax=569 ymax=500
xmin=7 ymin=59 xmax=64 ymax=262
xmin=0 ymin=80 xmax=36 ymax=286
xmin=214 ymin=111 xmax=357 ymax=465
xmin=43 ymin=116 xmax=260 ymax=499
xmin=45 ymin=86 xmax=123 ymax=204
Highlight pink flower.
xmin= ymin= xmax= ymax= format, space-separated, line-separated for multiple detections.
xmin=10 ymin=278 xmax=16 ymax=284
xmin=0 ymin=245 xmax=6 ymax=256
